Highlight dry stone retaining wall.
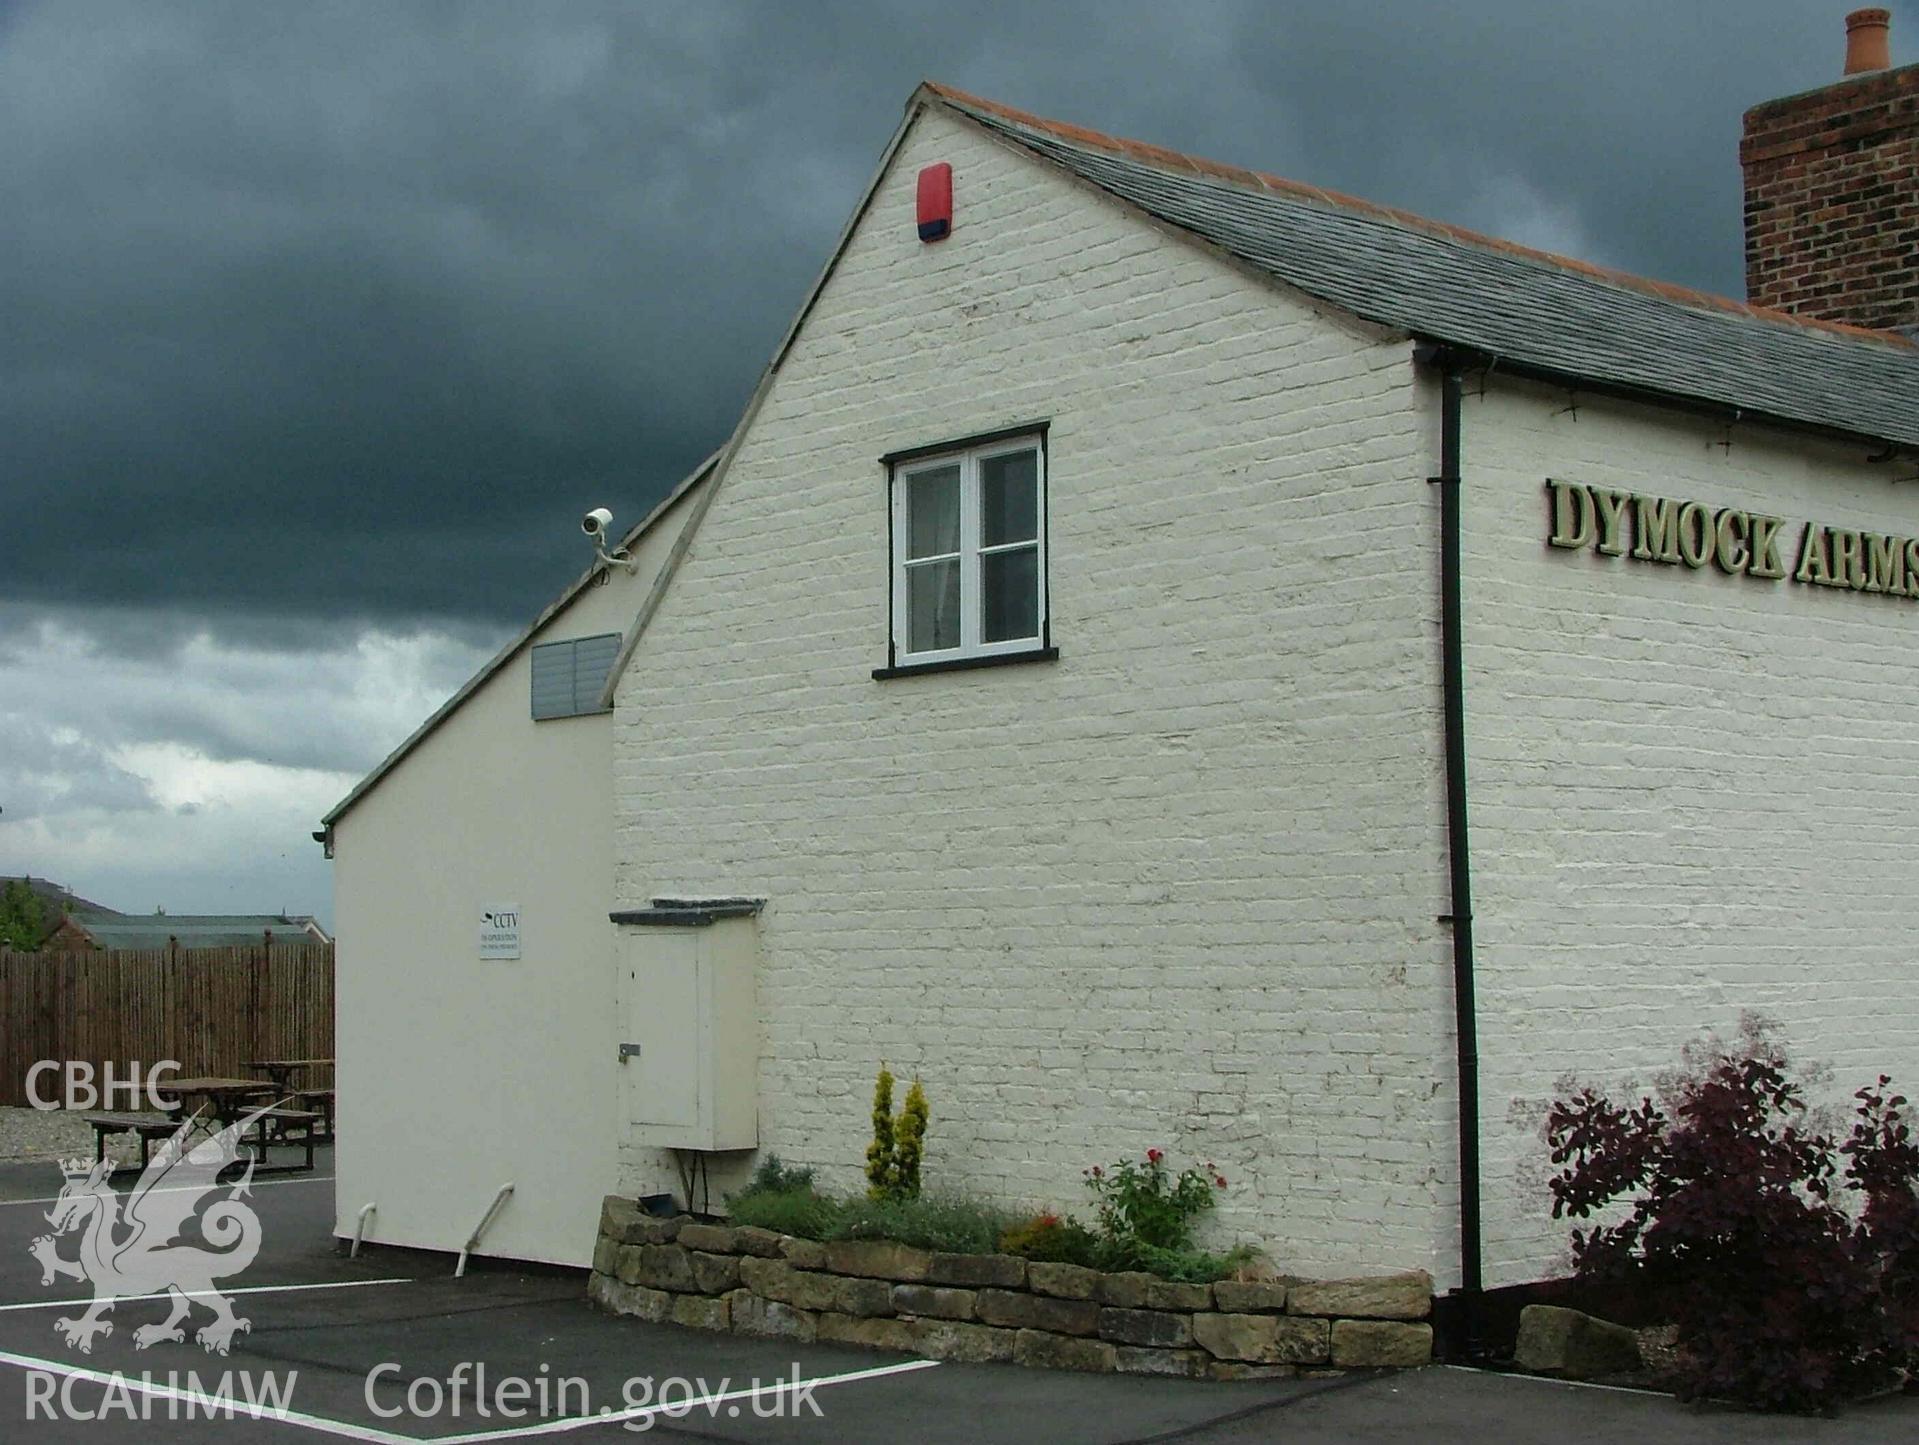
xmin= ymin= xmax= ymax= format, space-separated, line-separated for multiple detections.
xmin=587 ymin=1198 xmax=1432 ymax=1380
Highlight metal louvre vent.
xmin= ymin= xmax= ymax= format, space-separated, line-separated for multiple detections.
xmin=530 ymin=633 xmax=620 ymax=719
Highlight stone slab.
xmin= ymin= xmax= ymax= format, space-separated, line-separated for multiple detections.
xmin=678 ymin=1222 xmax=738 ymax=1253
xmin=976 ymin=1289 xmax=1101 ymax=1336
xmin=1330 ymin=1319 xmax=1433 ymax=1368
xmin=910 ymin=1319 xmax=1018 ymax=1363
xmin=1213 ymin=1280 xmax=1289 ymax=1313
xmin=926 ymin=1253 xmax=1027 ymax=1289
xmin=823 ymin=1240 xmax=934 ymax=1281
xmin=727 ymin=1291 xmax=817 ymax=1342
xmin=1513 ymin=1306 xmax=1639 ymax=1378
xmin=1115 ymin=1346 xmax=1211 ymax=1378
xmin=817 ymin=1313 xmax=919 ymax=1352
xmin=688 ymin=1250 xmax=741 ymax=1293
xmin=1193 ymin=1312 xmax=1329 ymax=1364
xmin=1288 ymin=1271 xmax=1432 ymax=1320
xmin=1098 ymin=1307 xmax=1195 ymax=1348
xmin=1013 ymin=1330 xmax=1119 ymax=1373
xmin=891 ymin=1283 xmax=977 ymax=1321
xmin=1026 ymin=1261 xmax=1102 ymax=1299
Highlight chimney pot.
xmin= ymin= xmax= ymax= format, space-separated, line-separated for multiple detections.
xmin=1844 ymin=8 xmax=1891 ymax=75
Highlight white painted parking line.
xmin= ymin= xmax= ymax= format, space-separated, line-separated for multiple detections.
xmin=0 ymin=1174 xmax=333 ymax=1208
xmin=0 ymin=1345 xmax=942 ymax=1444
xmin=0 ymin=1344 xmax=419 ymax=1444
xmin=1441 ymin=1364 xmax=1669 ymax=1398
xmin=0 ymin=1276 xmax=411 ymax=1314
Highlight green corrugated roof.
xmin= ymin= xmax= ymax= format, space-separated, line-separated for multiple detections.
xmin=66 ymin=910 xmax=329 ymax=949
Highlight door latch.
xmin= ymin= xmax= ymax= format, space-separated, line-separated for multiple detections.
xmin=618 ymin=1043 xmax=642 ymax=1064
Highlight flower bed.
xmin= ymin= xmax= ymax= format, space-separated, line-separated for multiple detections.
xmin=587 ymin=1196 xmax=1433 ymax=1379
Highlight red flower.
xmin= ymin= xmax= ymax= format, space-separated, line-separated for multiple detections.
xmin=1146 ymin=1148 xmax=1164 ymax=1164
xmin=1214 ymin=1175 xmax=1228 ymax=1189
xmin=1090 ymin=1165 xmax=1104 ymax=1178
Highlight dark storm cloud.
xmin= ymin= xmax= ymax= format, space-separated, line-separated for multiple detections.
xmin=0 ymin=711 xmax=157 ymax=819
xmin=0 ymin=604 xmax=489 ymax=781
xmin=0 ymin=1 xmax=1908 ymax=639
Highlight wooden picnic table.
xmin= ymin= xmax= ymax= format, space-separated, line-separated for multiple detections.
xmin=245 ymin=1058 xmax=334 ymax=1091
xmin=153 ymin=1076 xmax=278 ymax=1129
xmin=150 ymin=1076 xmax=319 ymax=1172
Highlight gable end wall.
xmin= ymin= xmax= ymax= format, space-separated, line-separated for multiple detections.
xmin=611 ymin=109 xmax=1457 ymax=1279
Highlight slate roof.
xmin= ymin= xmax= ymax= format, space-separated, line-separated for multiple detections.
xmin=65 ymin=910 xmax=330 ymax=950
xmin=927 ymin=85 xmax=1919 ymax=451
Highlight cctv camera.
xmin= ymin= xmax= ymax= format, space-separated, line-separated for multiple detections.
xmin=581 ymin=505 xmax=638 ymax=573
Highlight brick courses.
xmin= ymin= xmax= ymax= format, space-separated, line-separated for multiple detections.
xmin=1742 ymin=63 xmax=1919 ymax=329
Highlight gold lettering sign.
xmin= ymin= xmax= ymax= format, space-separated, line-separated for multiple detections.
xmin=1543 ymin=479 xmax=1916 ymax=603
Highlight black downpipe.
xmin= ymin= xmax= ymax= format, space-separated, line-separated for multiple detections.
xmin=1425 ymin=347 xmax=1484 ymax=1361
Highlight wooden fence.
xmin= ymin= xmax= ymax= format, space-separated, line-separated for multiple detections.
xmin=0 ymin=944 xmax=333 ymax=1108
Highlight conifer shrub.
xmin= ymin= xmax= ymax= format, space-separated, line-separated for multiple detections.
xmin=864 ymin=1064 xmax=930 ymax=1201
xmin=895 ymin=1078 xmax=929 ymax=1198
xmin=865 ymin=1065 xmax=897 ymax=1200
xmin=1546 ymin=1023 xmax=1919 ymax=1411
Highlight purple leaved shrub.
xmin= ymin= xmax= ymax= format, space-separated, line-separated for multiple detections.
xmin=1546 ymin=1025 xmax=1919 ymax=1411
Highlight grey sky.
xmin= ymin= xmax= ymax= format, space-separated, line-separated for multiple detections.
xmin=0 ymin=1 xmax=1908 ymax=919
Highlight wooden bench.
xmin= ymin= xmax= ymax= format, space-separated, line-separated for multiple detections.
xmin=294 ymin=1087 xmax=335 ymax=1141
xmin=244 ymin=1108 xmax=322 ymax=1172
xmin=81 ymin=1113 xmax=182 ymax=1169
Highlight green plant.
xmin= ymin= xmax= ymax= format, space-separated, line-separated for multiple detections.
xmin=725 ymin=1183 xmax=840 ymax=1240
xmin=726 ymin=1154 xmax=837 ymax=1238
xmin=895 ymin=1078 xmax=929 ymax=1198
xmin=1547 ymin=1022 xmax=1919 ymax=1411
xmin=828 ymin=1193 xmax=1009 ymax=1254
xmin=0 ymin=880 xmax=47 ymax=950
xmin=864 ymin=1064 xmax=931 ymax=1201
xmin=1084 ymin=1149 xmax=1227 ymax=1261
xmin=1125 ymin=1242 xmax=1263 ymax=1283
xmin=743 ymin=1154 xmax=816 ymax=1196
xmin=999 ymin=1212 xmax=1102 ymax=1266
xmin=865 ymin=1065 xmax=897 ymax=1200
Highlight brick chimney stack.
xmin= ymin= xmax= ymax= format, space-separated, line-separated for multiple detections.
xmin=1740 ymin=9 xmax=1918 ymax=332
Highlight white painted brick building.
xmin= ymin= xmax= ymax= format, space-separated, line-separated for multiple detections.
xmin=328 ymin=68 xmax=1919 ymax=1335
xmin=601 ymin=83 xmax=1918 ymax=1293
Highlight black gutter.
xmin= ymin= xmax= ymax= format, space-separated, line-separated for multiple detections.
xmin=1420 ymin=342 xmax=1484 ymax=1362
xmin=1442 ymin=348 xmax=1909 ymax=461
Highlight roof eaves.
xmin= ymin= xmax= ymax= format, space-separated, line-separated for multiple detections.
xmin=320 ymin=452 xmax=719 ymax=832
xmin=1410 ymin=336 xmax=1913 ymax=457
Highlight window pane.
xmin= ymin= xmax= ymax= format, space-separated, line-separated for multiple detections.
xmin=980 ymin=450 xmax=1038 ymax=547
xmin=982 ymin=545 xmax=1039 ymax=643
xmin=907 ymin=558 xmax=961 ymax=653
xmin=908 ymin=465 xmax=961 ymax=559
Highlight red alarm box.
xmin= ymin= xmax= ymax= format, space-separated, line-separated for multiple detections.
xmin=917 ymin=163 xmax=952 ymax=242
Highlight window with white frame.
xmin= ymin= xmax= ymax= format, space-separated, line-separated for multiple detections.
xmin=887 ymin=431 xmax=1048 ymax=668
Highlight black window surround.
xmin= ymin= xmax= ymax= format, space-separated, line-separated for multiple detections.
xmin=877 ymin=421 xmax=1055 ymax=679
xmin=872 ymin=645 xmax=1059 ymax=681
